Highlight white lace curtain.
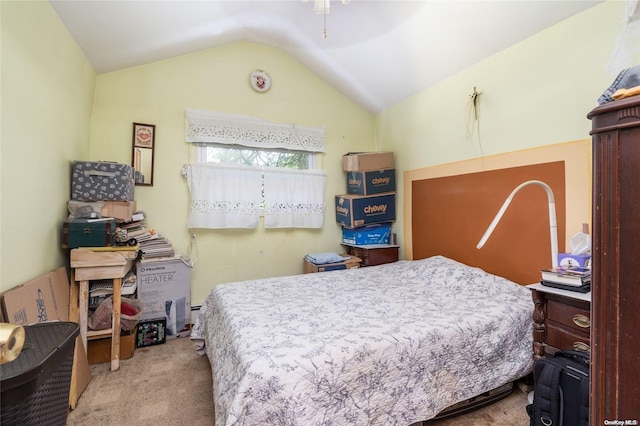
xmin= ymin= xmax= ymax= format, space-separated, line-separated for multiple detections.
xmin=185 ymin=163 xmax=263 ymax=229
xmin=185 ymin=164 xmax=327 ymax=229
xmin=263 ymin=167 xmax=326 ymax=228
xmin=184 ymin=109 xmax=327 ymax=229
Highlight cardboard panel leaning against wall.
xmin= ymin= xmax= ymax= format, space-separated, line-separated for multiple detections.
xmin=0 ymin=267 xmax=92 ymax=409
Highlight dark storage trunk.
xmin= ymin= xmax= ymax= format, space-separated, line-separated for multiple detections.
xmin=62 ymin=218 xmax=116 ymax=249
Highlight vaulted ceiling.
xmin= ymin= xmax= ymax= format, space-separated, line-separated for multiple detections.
xmin=50 ymin=0 xmax=601 ymax=113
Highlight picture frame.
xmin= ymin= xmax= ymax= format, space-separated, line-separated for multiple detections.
xmin=133 ymin=123 xmax=155 ymax=148
xmin=132 ymin=122 xmax=156 ymax=186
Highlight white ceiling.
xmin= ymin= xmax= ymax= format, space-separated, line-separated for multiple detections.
xmin=50 ymin=0 xmax=601 ymax=113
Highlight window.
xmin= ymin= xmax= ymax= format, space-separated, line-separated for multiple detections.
xmin=197 ymin=145 xmax=316 ymax=169
xmin=185 ymin=109 xmax=326 ymax=229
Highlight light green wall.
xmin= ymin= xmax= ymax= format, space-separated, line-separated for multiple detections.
xmin=376 ymin=0 xmax=629 ymax=255
xmin=90 ymin=42 xmax=375 ymax=304
xmin=0 ymin=1 xmax=96 ymax=291
xmin=1 ymin=0 xmax=632 ymax=306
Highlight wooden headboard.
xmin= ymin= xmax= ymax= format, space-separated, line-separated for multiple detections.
xmin=404 ymin=140 xmax=591 ymax=285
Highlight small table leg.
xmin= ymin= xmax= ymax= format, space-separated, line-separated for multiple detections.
xmin=110 ymin=277 xmax=122 ymax=371
xmin=78 ymin=280 xmax=89 ymax=353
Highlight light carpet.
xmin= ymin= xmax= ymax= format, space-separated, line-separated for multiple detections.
xmin=67 ymin=336 xmax=531 ymax=425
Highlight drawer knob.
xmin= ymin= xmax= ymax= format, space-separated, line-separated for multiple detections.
xmin=573 ymin=341 xmax=590 ymax=353
xmin=572 ymin=314 xmax=590 ymax=328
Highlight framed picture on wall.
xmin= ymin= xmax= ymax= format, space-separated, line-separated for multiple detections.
xmin=133 ymin=123 xmax=155 ymax=148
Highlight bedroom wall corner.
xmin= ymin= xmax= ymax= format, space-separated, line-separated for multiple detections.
xmin=1 ymin=1 xmax=96 ymax=291
xmin=90 ymin=41 xmax=377 ymax=304
xmin=374 ymin=0 xmax=623 ymax=262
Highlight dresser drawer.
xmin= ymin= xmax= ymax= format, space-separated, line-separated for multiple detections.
xmin=547 ymin=322 xmax=590 ymax=353
xmin=547 ymin=299 xmax=590 ymax=333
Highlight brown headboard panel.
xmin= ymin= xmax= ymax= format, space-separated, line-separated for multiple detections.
xmin=404 ymin=140 xmax=591 ymax=286
xmin=412 ymin=162 xmax=566 ymax=285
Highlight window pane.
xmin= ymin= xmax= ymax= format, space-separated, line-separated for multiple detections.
xmin=204 ymin=146 xmax=310 ymax=169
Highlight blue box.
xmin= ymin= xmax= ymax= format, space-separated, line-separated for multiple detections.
xmin=346 ymin=169 xmax=396 ymax=195
xmin=335 ymin=193 xmax=396 ymax=228
xmin=558 ymin=253 xmax=591 ymax=268
xmin=342 ymin=223 xmax=392 ymax=245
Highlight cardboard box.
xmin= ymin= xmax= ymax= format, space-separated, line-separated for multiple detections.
xmin=0 ymin=267 xmax=91 ymax=409
xmin=342 ymin=152 xmax=394 ymax=171
xmin=342 ymin=223 xmax=392 ymax=245
xmin=100 ymin=200 xmax=137 ymax=222
xmin=136 ymin=256 xmax=191 ymax=337
xmin=303 ymin=255 xmax=362 ymax=273
xmin=335 ymin=193 xmax=396 ymax=228
xmin=346 ymin=169 xmax=396 ymax=195
xmin=87 ymin=330 xmax=135 ymax=364
xmin=1 ymin=267 xmax=70 ymax=325
xmin=558 ymin=253 xmax=591 ymax=268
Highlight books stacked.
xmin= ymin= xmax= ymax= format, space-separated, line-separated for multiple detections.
xmin=540 ymin=266 xmax=591 ymax=293
xmin=88 ymin=270 xmax=137 ymax=308
xmin=119 ymin=212 xmax=175 ymax=260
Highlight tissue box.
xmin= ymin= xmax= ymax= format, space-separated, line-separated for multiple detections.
xmin=557 ymin=253 xmax=591 ymax=268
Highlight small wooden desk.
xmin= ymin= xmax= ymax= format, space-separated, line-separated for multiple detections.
xmin=69 ymin=248 xmax=136 ymax=371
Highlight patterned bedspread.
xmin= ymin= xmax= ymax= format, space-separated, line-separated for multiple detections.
xmin=191 ymin=255 xmax=533 ymax=425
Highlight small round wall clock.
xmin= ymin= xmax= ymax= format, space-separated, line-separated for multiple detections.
xmin=249 ymin=70 xmax=271 ymax=93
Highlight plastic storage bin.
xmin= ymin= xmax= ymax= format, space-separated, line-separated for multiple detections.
xmin=0 ymin=322 xmax=79 ymax=426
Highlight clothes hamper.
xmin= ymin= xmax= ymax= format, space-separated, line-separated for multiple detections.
xmin=0 ymin=322 xmax=79 ymax=426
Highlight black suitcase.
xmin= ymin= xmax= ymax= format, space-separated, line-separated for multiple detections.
xmin=527 ymin=350 xmax=589 ymax=426
xmin=61 ymin=218 xmax=116 ymax=249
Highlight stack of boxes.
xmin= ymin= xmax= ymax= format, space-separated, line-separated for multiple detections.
xmin=62 ymin=161 xmax=191 ymax=362
xmin=335 ymin=152 xmax=399 ymax=266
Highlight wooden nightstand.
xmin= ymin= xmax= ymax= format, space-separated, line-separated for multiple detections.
xmin=527 ymin=283 xmax=590 ymax=360
xmin=342 ymin=244 xmax=399 ymax=266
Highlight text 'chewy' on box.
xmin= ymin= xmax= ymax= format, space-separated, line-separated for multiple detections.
xmin=335 ymin=193 xmax=396 ymax=228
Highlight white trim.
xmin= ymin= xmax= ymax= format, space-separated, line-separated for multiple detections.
xmin=185 ymin=109 xmax=325 ymax=153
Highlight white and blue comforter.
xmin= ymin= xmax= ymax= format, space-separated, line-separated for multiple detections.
xmin=191 ymin=255 xmax=533 ymax=425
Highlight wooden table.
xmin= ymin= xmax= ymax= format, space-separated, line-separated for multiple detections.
xmin=69 ymin=248 xmax=136 ymax=371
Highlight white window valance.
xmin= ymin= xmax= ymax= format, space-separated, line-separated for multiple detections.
xmin=185 ymin=109 xmax=326 ymax=152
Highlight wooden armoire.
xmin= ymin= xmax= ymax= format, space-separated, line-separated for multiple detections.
xmin=588 ymin=95 xmax=640 ymax=423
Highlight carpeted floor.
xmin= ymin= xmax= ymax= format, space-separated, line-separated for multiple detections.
xmin=67 ymin=336 xmax=214 ymax=426
xmin=67 ymin=336 xmax=531 ymax=425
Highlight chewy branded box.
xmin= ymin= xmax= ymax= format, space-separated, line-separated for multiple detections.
xmin=346 ymin=169 xmax=396 ymax=195
xmin=342 ymin=222 xmax=392 ymax=245
xmin=136 ymin=256 xmax=192 ymax=338
xmin=335 ymin=193 xmax=396 ymax=228
xmin=342 ymin=152 xmax=394 ymax=171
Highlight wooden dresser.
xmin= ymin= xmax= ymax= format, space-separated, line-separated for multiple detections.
xmin=343 ymin=244 xmax=399 ymax=266
xmin=528 ymin=284 xmax=590 ymax=360
xmin=588 ymin=95 xmax=640 ymax=422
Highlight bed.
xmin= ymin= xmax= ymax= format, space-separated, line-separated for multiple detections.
xmin=191 ymin=255 xmax=533 ymax=425
xmin=191 ymin=144 xmax=592 ymax=425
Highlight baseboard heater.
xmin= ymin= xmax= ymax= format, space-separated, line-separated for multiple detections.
xmin=432 ymin=381 xmax=514 ymax=420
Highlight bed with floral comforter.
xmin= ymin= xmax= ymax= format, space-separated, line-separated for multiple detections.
xmin=191 ymin=255 xmax=533 ymax=425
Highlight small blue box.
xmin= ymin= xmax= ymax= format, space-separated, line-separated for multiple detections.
xmin=558 ymin=253 xmax=591 ymax=268
xmin=335 ymin=193 xmax=396 ymax=228
xmin=346 ymin=169 xmax=396 ymax=195
xmin=342 ymin=223 xmax=392 ymax=245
